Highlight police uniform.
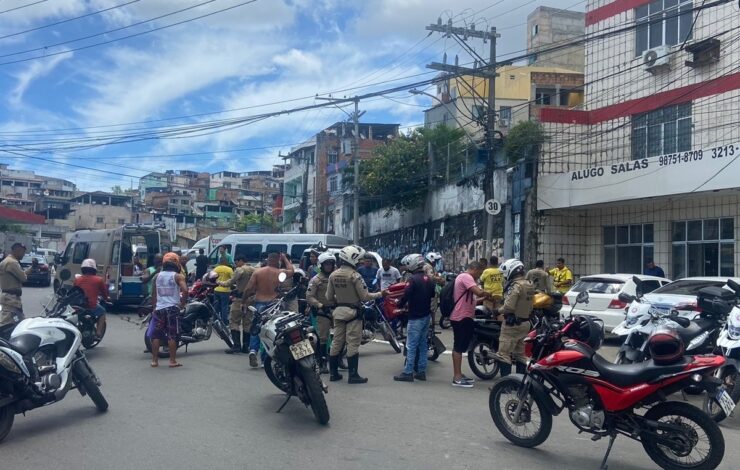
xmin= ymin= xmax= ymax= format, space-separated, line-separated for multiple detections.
xmin=327 ymin=265 xmax=381 ymax=383
xmin=525 ymin=268 xmax=552 ymax=293
xmin=495 ymin=277 xmax=534 ymax=375
xmin=0 ymin=254 xmax=27 ymax=328
xmin=306 ymin=271 xmax=334 ymax=371
xmin=219 ymin=264 xmax=255 ymax=353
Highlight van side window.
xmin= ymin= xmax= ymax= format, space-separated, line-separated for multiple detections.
xmin=291 ymin=244 xmax=312 ymax=261
xmin=235 ymin=244 xmax=262 ymax=264
xmin=266 ymin=244 xmax=288 ymax=255
xmin=72 ymin=242 xmax=89 ymax=264
xmin=111 ymin=241 xmax=120 ymax=264
xmin=62 ymin=242 xmax=74 ymax=263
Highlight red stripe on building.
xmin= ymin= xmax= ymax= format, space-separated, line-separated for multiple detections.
xmin=540 ymin=72 xmax=740 ymax=125
xmin=586 ymin=0 xmax=650 ymax=26
xmin=0 ymin=206 xmax=46 ymax=224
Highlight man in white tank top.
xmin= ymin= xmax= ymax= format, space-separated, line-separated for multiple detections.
xmin=147 ymin=253 xmax=188 ymax=368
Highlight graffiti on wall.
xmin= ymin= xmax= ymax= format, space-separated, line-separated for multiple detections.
xmin=361 ymin=210 xmax=504 ymax=272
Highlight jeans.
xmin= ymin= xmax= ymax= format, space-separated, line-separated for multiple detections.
xmin=214 ymin=292 xmax=231 ymax=324
xmin=404 ymin=315 xmax=430 ymax=375
xmin=249 ymin=301 xmax=273 ymax=356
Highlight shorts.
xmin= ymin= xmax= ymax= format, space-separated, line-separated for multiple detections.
xmin=90 ymin=304 xmax=106 ymax=319
xmin=451 ymin=317 xmax=474 ymax=353
xmin=147 ymin=306 xmax=180 ymax=341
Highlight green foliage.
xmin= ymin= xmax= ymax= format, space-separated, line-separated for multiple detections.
xmin=503 ymin=121 xmax=545 ymax=163
xmin=348 ymin=125 xmax=470 ymax=215
xmin=0 ymin=223 xmax=25 ymax=234
xmin=237 ymin=213 xmax=274 ymax=231
xmin=110 ymin=185 xmax=124 ymax=195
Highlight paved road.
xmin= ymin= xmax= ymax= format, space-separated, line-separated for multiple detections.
xmin=3 ymin=285 xmax=739 ymax=470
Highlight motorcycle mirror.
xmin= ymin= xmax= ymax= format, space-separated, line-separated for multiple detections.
xmin=672 ymin=315 xmax=691 ymax=328
xmin=618 ymin=292 xmax=635 ymax=304
xmin=278 ymin=272 xmax=287 ymax=283
xmin=727 ymin=279 xmax=740 ymax=295
xmin=576 ymin=291 xmax=589 ymax=304
xmin=59 ymin=269 xmax=71 ymax=281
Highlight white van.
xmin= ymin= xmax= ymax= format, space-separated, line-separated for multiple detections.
xmin=209 ymin=234 xmax=351 ymax=267
xmin=55 ymin=225 xmax=171 ymax=304
xmin=35 ymin=248 xmax=60 ymax=267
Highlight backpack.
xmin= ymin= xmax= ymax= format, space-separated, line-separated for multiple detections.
xmin=439 ymin=275 xmax=461 ymax=318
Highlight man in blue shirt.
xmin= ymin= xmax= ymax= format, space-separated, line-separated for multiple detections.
xmin=644 ymin=259 xmax=665 ymax=278
xmin=357 ymin=256 xmax=379 ymax=291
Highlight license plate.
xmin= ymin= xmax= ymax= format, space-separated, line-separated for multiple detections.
xmin=289 ymin=339 xmax=314 ymax=360
xmin=716 ymin=389 xmax=736 ymax=417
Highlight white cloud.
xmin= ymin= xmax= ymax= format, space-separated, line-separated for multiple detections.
xmin=9 ymin=50 xmax=73 ymax=106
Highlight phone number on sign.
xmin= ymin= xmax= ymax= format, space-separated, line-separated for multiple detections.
xmin=658 ymin=150 xmax=703 ymax=166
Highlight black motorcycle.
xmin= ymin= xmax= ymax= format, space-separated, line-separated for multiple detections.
xmin=142 ymin=285 xmax=234 ymax=358
xmin=361 ymin=300 xmax=402 ymax=353
xmin=253 ymin=275 xmax=329 ymax=425
xmin=46 ymin=286 xmax=109 ymax=349
xmin=467 ymin=312 xmax=502 ymax=380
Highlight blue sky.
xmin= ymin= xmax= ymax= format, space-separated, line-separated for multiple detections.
xmin=0 ymin=0 xmax=583 ymax=191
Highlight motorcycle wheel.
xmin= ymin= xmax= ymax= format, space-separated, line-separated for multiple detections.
xmin=213 ymin=320 xmax=234 ymax=349
xmin=703 ymin=370 xmax=740 ymax=423
xmin=642 ymin=401 xmax=724 ymax=470
xmin=72 ymin=360 xmax=109 ymax=412
xmin=0 ymin=405 xmax=14 ymax=444
xmin=83 ymin=323 xmax=106 ymax=349
xmin=468 ymin=339 xmax=500 ymax=380
xmin=439 ymin=316 xmax=451 ymax=329
xmin=144 ymin=331 xmax=173 ymax=359
xmin=489 ymin=377 xmax=552 ymax=448
xmin=263 ymin=356 xmax=291 ymax=393
xmin=428 ymin=345 xmax=442 ymax=362
xmin=381 ymin=320 xmax=402 ymax=353
xmin=298 ymin=360 xmax=330 ymax=425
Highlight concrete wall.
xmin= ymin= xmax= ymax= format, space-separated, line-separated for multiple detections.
xmin=68 ymin=204 xmax=132 ymax=230
xmin=527 ymin=7 xmax=585 ymax=72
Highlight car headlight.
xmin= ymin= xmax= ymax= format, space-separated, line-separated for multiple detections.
xmin=0 ymin=349 xmax=22 ymax=375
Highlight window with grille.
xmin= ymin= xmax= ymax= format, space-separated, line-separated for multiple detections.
xmin=329 ymin=176 xmax=338 ymax=193
xmin=603 ymin=224 xmax=655 ymax=274
xmin=672 ymin=219 xmax=734 ymax=278
xmin=631 ymin=103 xmax=691 ymax=160
xmin=635 ymin=0 xmax=693 ymax=56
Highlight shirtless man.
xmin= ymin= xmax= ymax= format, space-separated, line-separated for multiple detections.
xmin=243 ymin=252 xmax=294 ymax=367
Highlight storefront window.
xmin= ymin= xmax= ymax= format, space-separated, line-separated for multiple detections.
xmin=672 ymin=219 xmax=735 ymax=278
xmin=603 ymin=224 xmax=655 ymax=274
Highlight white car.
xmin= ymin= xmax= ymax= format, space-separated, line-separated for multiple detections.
xmin=640 ymin=277 xmax=740 ymax=319
xmin=563 ymin=274 xmax=671 ymax=333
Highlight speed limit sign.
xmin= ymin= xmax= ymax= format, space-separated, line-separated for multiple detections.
xmin=485 ymin=199 xmax=502 ymax=215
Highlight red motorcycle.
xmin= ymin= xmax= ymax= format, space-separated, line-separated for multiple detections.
xmin=489 ymin=291 xmax=726 ymax=470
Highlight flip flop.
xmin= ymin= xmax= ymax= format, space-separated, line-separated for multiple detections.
xmin=168 ymin=362 xmax=183 ymax=368
xmin=150 ymin=362 xmax=158 ymax=368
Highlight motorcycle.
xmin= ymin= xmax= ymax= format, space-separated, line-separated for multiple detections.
xmin=45 ymin=286 xmax=110 ymax=349
xmin=613 ymin=276 xmax=724 ymax=365
xmin=703 ymin=279 xmax=740 ymax=423
xmin=489 ymin=291 xmax=727 ymax=470
xmin=141 ymin=281 xmax=234 ymax=358
xmin=361 ymin=300 xmax=402 ymax=353
xmin=0 ymin=295 xmax=108 ymax=443
xmin=251 ymin=272 xmax=329 ymax=425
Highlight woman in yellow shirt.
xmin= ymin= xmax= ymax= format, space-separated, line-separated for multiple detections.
xmin=480 ymin=256 xmax=503 ymax=310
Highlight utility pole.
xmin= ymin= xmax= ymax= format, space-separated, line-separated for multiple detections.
xmin=426 ymin=18 xmax=500 ymax=256
xmin=316 ymin=96 xmax=365 ymax=243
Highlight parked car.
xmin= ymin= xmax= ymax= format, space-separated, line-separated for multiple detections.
xmin=640 ymin=276 xmax=740 ymax=319
xmin=20 ymin=254 xmax=52 ymax=287
xmin=35 ymin=248 xmax=59 ymax=267
xmin=563 ymin=274 xmax=671 ymax=332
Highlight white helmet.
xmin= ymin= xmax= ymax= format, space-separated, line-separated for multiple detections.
xmin=425 ymin=252 xmax=442 ymax=263
xmin=338 ymin=245 xmax=366 ymax=267
xmin=81 ymin=258 xmax=97 ymax=271
xmin=318 ymin=252 xmax=336 ymax=266
xmin=500 ymin=259 xmax=524 ymax=282
xmin=400 ymin=254 xmax=425 ymax=273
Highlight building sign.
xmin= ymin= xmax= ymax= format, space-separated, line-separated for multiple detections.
xmin=537 ymin=143 xmax=739 ymax=210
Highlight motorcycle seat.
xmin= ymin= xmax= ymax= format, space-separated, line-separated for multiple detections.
xmin=676 ymin=318 xmax=716 ymax=346
xmin=591 ymin=354 xmax=690 ymax=388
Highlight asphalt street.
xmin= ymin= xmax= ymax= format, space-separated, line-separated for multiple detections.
xmin=3 ymin=285 xmax=740 ymax=470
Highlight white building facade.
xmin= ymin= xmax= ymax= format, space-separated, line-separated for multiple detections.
xmin=536 ymin=0 xmax=740 ymax=279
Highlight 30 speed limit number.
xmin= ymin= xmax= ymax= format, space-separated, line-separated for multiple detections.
xmin=485 ymin=199 xmax=502 ymax=215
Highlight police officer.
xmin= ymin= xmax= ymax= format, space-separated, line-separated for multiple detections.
xmin=306 ymin=252 xmax=336 ymax=374
xmin=493 ymin=259 xmax=534 ymax=376
xmin=327 ymin=245 xmax=387 ymax=384
xmin=0 ymin=243 xmax=31 ymax=335
xmin=218 ymin=255 xmax=255 ymax=354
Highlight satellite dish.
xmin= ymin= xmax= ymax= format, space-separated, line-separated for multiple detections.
xmin=644 ymin=49 xmax=659 ymax=66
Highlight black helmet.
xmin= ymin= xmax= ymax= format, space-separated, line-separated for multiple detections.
xmin=569 ymin=315 xmax=605 ymax=350
xmin=648 ymin=327 xmax=685 ymax=365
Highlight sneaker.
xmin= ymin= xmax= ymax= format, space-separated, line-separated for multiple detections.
xmin=461 ymin=375 xmax=475 ymax=383
xmin=393 ymin=372 xmax=414 ymax=382
xmin=248 ymin=351 xmax=258 ymax=368
xmin=414 ymin=372 xmax=427 ymax=381
xmin=452 ymin=378 xmax=474 ymax=388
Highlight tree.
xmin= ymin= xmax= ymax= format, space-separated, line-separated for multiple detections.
xmin=0 ymin=223 xmax=25 ymax=234
xmin=237 ymin=212 xmax=274 ymax=232
xmin=110 ymin=185 xmax=124 ymax=195
xmin=349 ymin=125 xmax=469 ymax=215
xmin=503 ymin=121 xmax=545 ymax=163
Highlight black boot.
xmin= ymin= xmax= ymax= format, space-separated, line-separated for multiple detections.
xmin=318 ymin=347 xmax=329 ymax=375
xmin=347 ymin=355 xmax=368 ymax=384
xmin=329 ymin=355 xmax=343 ymax=382
xmin=515 ymin=362 xmax=526 ymax=375
xmin=499 ymin=362 xmax=512 ymax=377
xmin=338 ymin=355 xmax=348 ymax=370
xmin=225 ymin=330 xmax=241 ymax=354
xmin=241 ymin=332 xmax=249 ymax=354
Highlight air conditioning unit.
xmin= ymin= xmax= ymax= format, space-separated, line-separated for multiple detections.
xmin=643 ymin=45 xmax=671 ymax=73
